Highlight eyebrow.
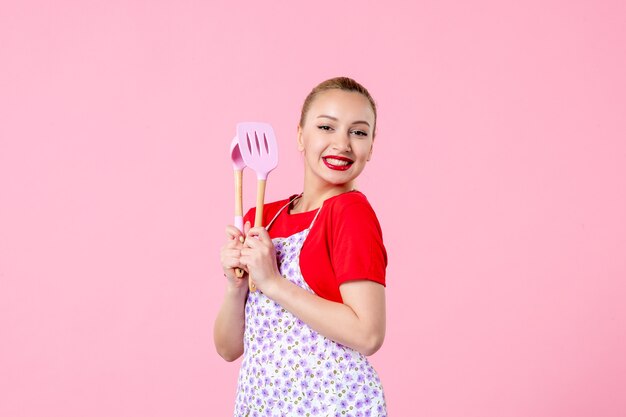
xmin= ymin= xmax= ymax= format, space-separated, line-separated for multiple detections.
xmin=316 ymin=115 xmax=371 ymax=127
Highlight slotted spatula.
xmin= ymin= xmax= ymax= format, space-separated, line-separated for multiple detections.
xmin=237 ymin=122 xmax=279 ymax=292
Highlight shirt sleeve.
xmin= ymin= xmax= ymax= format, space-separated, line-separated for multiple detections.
xmin=243 ymin=208 xmax=255 ymax=226
xmin=331 ymin=200 xmax=388 ymax=286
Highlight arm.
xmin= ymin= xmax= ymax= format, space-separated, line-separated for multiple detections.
xmin=213 ymin=224 xmax=250 ymax=361
xmin=267 ymin=277 xmax=386 ymax=356
xmin=213 ymin=285 xmax=247 ymax=361
xmin=240 ymin=227 xmax=386 ymax=356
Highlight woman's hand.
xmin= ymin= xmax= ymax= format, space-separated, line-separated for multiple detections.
xmin=220 ymin=222 xmax=251 ymax=291
xmin=214 ymin=222 xmax=252 ymax=361
xmin=239 ymin=226 xmax=281 ymax=293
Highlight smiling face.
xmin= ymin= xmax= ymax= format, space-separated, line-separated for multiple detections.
xmin=297 ymin=89 xmax=376 ymax=195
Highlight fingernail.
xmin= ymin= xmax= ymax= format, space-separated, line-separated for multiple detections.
xmin=239 ymin=236 xmax=244 ymax=243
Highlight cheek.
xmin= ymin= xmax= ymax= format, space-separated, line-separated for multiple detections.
xmin=355 ymin=142 xmax=373 ymax=158
xmin=303 ymin=137 xmax=325 ymax=154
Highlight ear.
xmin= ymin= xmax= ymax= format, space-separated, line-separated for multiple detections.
xmin=367 ymin=142 xmax=374 ymax=161
xmin=297 ymin=125 xmax=305 ymax=152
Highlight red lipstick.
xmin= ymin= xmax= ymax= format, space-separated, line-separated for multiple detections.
xmin=322 ymin=156 xmax=354 ymax=171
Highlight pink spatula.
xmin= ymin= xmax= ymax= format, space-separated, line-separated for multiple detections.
xmin=237 ymin=122 xmax=279 ymax=292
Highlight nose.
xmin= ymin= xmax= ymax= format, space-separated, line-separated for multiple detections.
xmin=331 ymin=131 xmax=351 ymax=153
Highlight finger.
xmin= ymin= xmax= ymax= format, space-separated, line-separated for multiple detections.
xmin=242 ymin=235 xmax=263 ymax=249
xmin=238 ymin=253 xmax=250 ymax=268
xmin=246 ymin=227 xmax=270 ymax=242
xmin=222 ymin=248 xmax=241 ymax=257
xmin=239 ymin=247 xmax=259 ymax=261
xmin=222 ymin=258 xmax=240 ymax=270
xmin=222 ymin=239 xmax=243 ymax=251
xmin=239 ymin=221 xmax=252 ymax=243
xmin=225 ymin=225 xmax=243 ymax=241
xmin=222 ymin=239 xmax=238 ymax=249
xmin=241 ymin=239 xmax=258 ymax=257
xmin=221 ymin=258 xmax=243 ymax=270
xmin=240 ymin=244 xmax=260 ymax=255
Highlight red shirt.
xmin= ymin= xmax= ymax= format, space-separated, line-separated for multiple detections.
xmin=243 ymin=191 xmax=387 ymax=303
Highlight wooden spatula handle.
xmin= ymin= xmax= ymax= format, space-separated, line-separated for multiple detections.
xmin=235 ymin=170 xmax=243 ymax=219
xmin=249 ymin=179 xmax=267 ymax=292
xmin=254 ymin=179 xmax=266 ymax=227
xmin=234 ymin=170 xmax=245 ymax=278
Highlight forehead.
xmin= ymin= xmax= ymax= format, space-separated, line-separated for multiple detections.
xmin=306 ymin=90 xmax=375 ymax=123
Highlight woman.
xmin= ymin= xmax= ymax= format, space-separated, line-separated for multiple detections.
xmin=215 ymin=77 xmax=388 ymax=417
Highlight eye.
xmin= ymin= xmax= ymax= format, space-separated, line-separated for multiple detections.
xmin=317 ymin=125 xmax=333 ymax=131
xmin=350 ymin=130 xmax=368 ymax=137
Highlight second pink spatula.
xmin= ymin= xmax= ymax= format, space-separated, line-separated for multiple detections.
xmin=237 ymin=122 xmax=279 ymax=292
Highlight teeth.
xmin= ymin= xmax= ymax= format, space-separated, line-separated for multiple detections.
xmin=325 ymin=158 xmax=351 ymax=166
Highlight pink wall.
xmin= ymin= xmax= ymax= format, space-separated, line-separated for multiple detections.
xmin=1 ymin=1 xmax=625 ymax=416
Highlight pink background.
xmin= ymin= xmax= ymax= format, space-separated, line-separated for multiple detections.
xmin=1 ymin=1 xmax=625 ymax=416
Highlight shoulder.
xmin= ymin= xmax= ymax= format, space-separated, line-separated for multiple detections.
xmin=324 ymin=190 xmax=378 ymax=217
xmin=329 ymin=190 xmax=370 ymax=205
xmin=319 ymin=191 xmax=388 ymax=279
xmin=320 ymin=191 xmax=383 ymax=235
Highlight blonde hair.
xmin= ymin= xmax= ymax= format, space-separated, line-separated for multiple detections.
xmin=299 ymin=77 xmax=377 ymax=137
